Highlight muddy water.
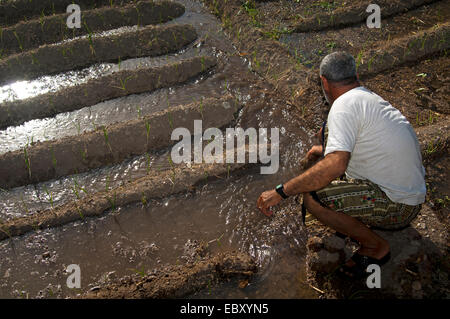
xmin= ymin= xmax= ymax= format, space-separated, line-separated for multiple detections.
xmin=0 ymin=147 xmax=177 ymax=220
xmin=0 ymin=0 xmax=245 ymax=153
xmin=0 ymin=157 xmax=316 ymax=299
xmin=0 ymin=0 xmax=318 ymax=299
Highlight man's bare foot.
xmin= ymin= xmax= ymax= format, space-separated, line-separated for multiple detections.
xmin=344 ymin=238 xmax=390 ymax=268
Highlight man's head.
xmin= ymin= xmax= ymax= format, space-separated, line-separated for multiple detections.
xmin=319 ymin=51 xmax=359 ymax=105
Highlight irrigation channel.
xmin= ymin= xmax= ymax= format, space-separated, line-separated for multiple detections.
xmin=0 ymin=0 xmax=449 ymax=299
xmin=0 ymin=0 xmax=315 ymax=298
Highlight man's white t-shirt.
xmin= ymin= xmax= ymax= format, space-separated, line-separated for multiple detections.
xmin=324 ymin=86 xmax=426 ymax=206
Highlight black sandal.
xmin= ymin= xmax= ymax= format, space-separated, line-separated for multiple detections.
xmin=338 ymin=251 xmax=391 ymax=279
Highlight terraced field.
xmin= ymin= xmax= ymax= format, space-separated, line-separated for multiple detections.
xmin=0 ymin=0 xmax=448 ymax=299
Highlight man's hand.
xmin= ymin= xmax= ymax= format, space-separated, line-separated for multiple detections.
xmin=306 ymin=145 xmax=323 ymax=162
xmin=257 ymin=190 xmax=282 ymax=217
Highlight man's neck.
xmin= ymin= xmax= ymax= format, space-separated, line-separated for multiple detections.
xmin=330 ymin=82 xmax=361 ymax=104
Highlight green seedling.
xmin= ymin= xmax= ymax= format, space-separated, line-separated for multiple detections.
xmin=27 ymin=135 xmax=34 ymax=145
xmin=222 ymin=16 xmax=232 ymax=29
xmin=208 ymin=233 xmax=225 ymax=248
xmin=76 ymin=205 xmax=85 ymax=219
xmin=141 ymin=193 xmax=148 ymax=206
xmin=102 ymin=126 xmax=113 ymax=153
xmin=129 ymin=266 xmax=146 ymax=278
xmin=311 ymin=0 xmax=337 ymax=10
xmin=74 ymin=119 xmax=81 ymax=135
xmin=30 ymin=53 xmax=39 ymax=65
xmin=355 ymin=50 xmax=363 ymax=70
xmin=135 ymin=6 xmax=141 ymax=27
xmin=79 ymin=147 xmax=87 ymax=161
xmin=20 ymin=194 xmax=30 ymax=215
xmin=145 ymin=121 xmax=151 ymax=145
xmin=171 ymin=30 xmax=178 ymax=43
xmin=108 ymin=191 xmax=117 ymax=212
xmin=326 ymin=41 xmax=336 ymax=52
xmin=23 ymin=146 xmax=31 ymax=179
xmin=168 ymin=155 xmax=176 ymax=181
xmin=114 ymin=75 xmax=134 ymax=92
xmin=72 ymin=179 xmax=87 ymax=199
xmin=427 ymin=110 xmax=435 ymax=125
xmin=367 ymin=55 xmax=377 ymax=72
xmin=167 ymin=112 xmax=174 ymax=129
xmin=105 ymin=174 xmax=111 ymax=192
xmin=136 ymin=106 xmax=143 ymax=119
xmin=236 ymin=26 xmax=242 ymax=41
xmin=421 ymin=34 xmax=427 ymax=50
xmin=13 ymin=31 xmax=23 ymax=51
xmin=199 ymin=98 xmax=204 ymax=119
xmin=39 ymin=10 xmax=46 ymax=31
xmin=426 ymin=141 xmax=438 ymax=155
xmin=416 ymin=73 xmax=427 ymax=78
xmin=43 ymin=186 xmax=54 ymax=209
xmin=201 ymin=56 xmax=206 ymax=72
xmin=156 ymin=74 xmax=162 ymax=87
xmin=242 ymin=1 xmax=261 ymax=27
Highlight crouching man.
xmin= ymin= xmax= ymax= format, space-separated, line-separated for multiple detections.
xmin=257 ymin=51 xmax=426 ymax=278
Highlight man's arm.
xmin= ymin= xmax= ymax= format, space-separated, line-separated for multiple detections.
xmin=257 ymin=151 xmax=350 ymax=216
xmin=284 ymin=151 xmax=350 ymax=196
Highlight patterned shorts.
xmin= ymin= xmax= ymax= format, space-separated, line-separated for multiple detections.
xmin=306 ymin=178 xmax=422 ymax=230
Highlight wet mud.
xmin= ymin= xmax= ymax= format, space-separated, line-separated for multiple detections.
xmin=0 ymin=1 xmax=184 ymax=57
xmin=0 ymin=56 xmax=216 ymax=129
xmin=0 ymin=24 xmax=197 ymax=85
xmin=0 ymin=0 xmax=137 ymax=26
xmin=82 ymin=251 xmax=257 ymax=298
xmin=0 ymin=94 xmax=237 ymax=189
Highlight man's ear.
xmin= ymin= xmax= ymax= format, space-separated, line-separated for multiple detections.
xmin=320 ymin=75 xmax=330 ymax=91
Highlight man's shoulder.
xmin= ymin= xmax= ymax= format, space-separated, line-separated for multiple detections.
xmin=331 ymin=87 xmax=378 ymax=113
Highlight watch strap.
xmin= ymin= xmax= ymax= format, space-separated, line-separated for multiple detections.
xmin=275 ymin=184 xmax=288 ymax=199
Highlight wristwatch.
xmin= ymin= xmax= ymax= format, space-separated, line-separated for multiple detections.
xmin=275 ymin=184 xmax=289 ymax=199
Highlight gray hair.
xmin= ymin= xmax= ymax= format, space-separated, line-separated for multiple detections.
xmin=319 ymin=51 xmax=357 ymax=83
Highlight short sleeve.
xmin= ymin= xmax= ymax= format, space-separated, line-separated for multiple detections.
xmin=324 ymin=111 xmax=359 ymax=156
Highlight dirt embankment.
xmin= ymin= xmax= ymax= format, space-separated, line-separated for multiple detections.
xmin=82 ymin=251 xmax=257 ymax=299
xmin=357 ymin=22 xmax=450 ymax=77
xmin=0 ymin=56 xmax=215 ymax=129
xmin=0 ymin=0 xmax=185 ymax=57
xmin=202 ymin=0 xmax=316 ymax=117
xmin=0 ymin=0 xmax=137 ymax=27
xmin=0 ymin=24 xmax=197 ymax=85
xmin=0 ymin=93 xmax=239 ymax=190
xmin=292 ymin=0 xmax=439 ymax=33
